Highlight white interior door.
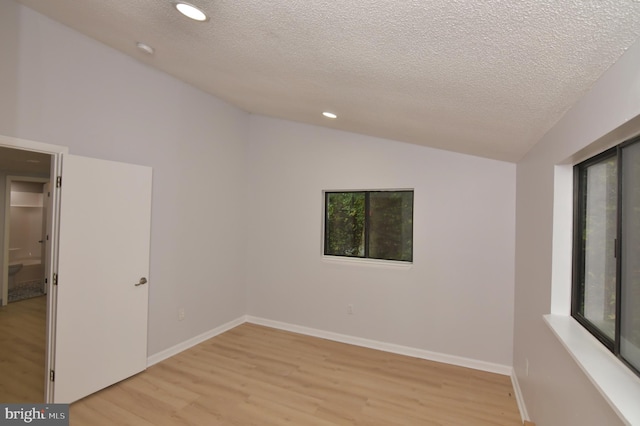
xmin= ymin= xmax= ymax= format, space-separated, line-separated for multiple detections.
xmin=53 ymin=154 xmax=152 ymax=403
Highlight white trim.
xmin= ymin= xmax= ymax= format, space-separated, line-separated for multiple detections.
xmin=511 ymin=369 xmax=530 ymax=423
xmin=321 ymin=255 xmax=413 ymax=269
xmin=550 ymin=165 xmax=573 ymax=316
xmin=0 ymin=134 xmax=68 ymax=156
xmin=146 ymin=315 xmax=246 ymax=367
xmin=147 ymin=315 xmax=514 ymax=376
xmin=544 ymin=314 xmax=640 ymax=426
xmin=246 ymin=316 xmax=513 ymax=376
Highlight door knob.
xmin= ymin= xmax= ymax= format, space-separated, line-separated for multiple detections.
xmin=135 ymin=277 xmax=148 ymax=286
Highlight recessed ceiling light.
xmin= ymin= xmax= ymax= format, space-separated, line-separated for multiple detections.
xmin=173 ymin=2 xmax=208 ymax=21
xmin=136 ymin=42 xmax=155 ymax=55
xmin=322 ymin=112 xmax=337 ymax=119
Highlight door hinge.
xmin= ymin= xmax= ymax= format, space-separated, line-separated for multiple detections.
xmin=50 ymin=370 xmax=55 ymax=382
xmin=53 ymin=273 xmax=58 ymax=286
xmin=56 ymin=176 xmax=62 ymax=188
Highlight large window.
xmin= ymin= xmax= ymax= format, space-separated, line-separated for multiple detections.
xmin=573 ymin=136 xmax=640 ymax=376
xmin=324 ymin=190 xmax=413 ymax=262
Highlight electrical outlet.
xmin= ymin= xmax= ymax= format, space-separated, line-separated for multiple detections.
xmin=347 ymin=304 xmax=354 ymax=315
xmin=178 ymin=308 xmax=185 ymax=321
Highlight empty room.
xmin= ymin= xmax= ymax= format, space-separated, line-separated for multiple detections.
xmin=1 ymin=0 xmax=639 ymax=425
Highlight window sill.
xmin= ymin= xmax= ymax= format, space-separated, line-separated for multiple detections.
xmin=544 ymin=314 xmax=640 ymax=425
xmin=321 ymin=255 xmax=413 ymax=269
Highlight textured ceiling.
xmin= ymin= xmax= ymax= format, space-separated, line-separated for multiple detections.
xmin=15 ymin=0 xmax=640 ymax=162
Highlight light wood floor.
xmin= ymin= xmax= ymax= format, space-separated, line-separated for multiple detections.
xmin=0 ymin=295 xmax=46 ymax=403
xmin=71 ymin=323 xmax=523 ymax=425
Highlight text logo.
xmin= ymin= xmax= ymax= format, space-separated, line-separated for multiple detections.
xmin=0 ymin=405 xmax=68 ymax=425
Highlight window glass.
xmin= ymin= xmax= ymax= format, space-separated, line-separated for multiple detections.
xmin=324 ymin=192 xmax=365 ymax=257
xmin=621 ymin=142 xmax=640 ymax=371
xmin=369 ymin=191 xmax=413 ymax=262
xmin=579 ymin=157 xmax=617 ymax=340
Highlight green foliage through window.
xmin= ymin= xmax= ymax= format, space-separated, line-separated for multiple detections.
xmin=324 ymin=190 xmax=413 ymax=262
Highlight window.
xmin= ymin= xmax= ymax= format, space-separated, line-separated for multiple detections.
xmin=573 ymin=136 xmax=640 ymax=377
xmin=324 ymin=190 xmax=413 ymax=262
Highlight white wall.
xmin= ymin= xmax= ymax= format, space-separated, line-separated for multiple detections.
xmin=246 ymin=115 xmax=516 ymax=367
xmin=0 ymin=3 xmax=249 ymax=356
xmin=513 ymin=37 xmax=640 ymax=425
xmin=0 ymin=0 xmax=19 ymax=134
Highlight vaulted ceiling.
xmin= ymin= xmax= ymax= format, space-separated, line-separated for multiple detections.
xmin=15 ymin=0 xmax=640 ymax=162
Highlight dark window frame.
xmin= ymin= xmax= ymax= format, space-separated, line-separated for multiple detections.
xmin=323 ymin=190 xmax=414 ymax=263
xmin=572 ymin=135 xmax=640 ymax=378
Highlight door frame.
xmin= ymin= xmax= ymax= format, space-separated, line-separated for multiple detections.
xmin=0 ymin=134 xmax=68 ymax=403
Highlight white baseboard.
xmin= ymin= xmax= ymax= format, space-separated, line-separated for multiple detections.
xmin=146 ymin=315 xmax=246 ymax=367
xmin=147 ymin=314 xmax=514 ymax=383
xmin=511 ymin=370 xmax=530 ymax=423
xmin=246 ymin=316 xmax=513 ymax=376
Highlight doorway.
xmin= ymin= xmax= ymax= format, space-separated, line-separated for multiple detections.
xmin=0 ymin=151 xmax=52 ymax=402
xmin=0 ymin=137 xmax=64 ymax=403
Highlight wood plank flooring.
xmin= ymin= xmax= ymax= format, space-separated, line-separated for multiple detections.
xmin=0 ymin=295 xmax=46 ymax=403
xmin=71 ymin=323 xmax=523 ymax=425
